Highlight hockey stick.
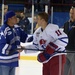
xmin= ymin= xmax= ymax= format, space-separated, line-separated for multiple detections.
xmin=9 ymin=48 xmax=75 ymax=55
xmin=8 ymin=48 xmax=43 ymax=55
xmin=17 ymin=48 xmax=44 ymax=51
xmin=17 ymin=48 xmax=75 ymax=53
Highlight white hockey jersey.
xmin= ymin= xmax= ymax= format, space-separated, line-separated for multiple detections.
xmin=25 ymin=23 xmax=68 ymax=58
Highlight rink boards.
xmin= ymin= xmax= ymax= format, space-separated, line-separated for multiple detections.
xmin=20 ymin=42 xmax=39 ymax=61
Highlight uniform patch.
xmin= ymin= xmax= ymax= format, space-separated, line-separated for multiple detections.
xmin=8 ymin=31 xmax=12 ymax=35
xmin=39 ymin=39 xmax=46 ymax=49
xmin=36 ymin=32 xmax=40 ymax=37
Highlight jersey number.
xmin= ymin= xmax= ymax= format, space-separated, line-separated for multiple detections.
xmin=55 ymin=30 xmax=62 ymax=36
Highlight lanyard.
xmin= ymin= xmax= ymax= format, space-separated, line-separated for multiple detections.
xmin=69 ymin=21 xmax=75 ymax=31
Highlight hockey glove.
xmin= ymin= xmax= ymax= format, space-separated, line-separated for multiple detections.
xmin=37 ymin=43 xmax=55 ymax=63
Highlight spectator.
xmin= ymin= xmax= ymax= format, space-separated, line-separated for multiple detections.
xmin=16 ymin=15 xmax=21 ymax=25
xmin=25 ymin=0 xmax=32 ymax=13
xmin=34 ymin=0 xmax=40 ymax=12
xmin=19 ymin=12 xmax=31 ymax=34
xmin=33 ymin=15 xmax=38 ymax=32
xmin=63 ymin=6 xmax=75 ymax=75
xmin=0 ymin=11 xmax=28 ymax=75
xmin=24 ymin=12 xmax=68 ymax=75
xmin=39 ymin=0 xmax=49 ymax=12
xmin=4 ymin=8 xmax=8 ymax=15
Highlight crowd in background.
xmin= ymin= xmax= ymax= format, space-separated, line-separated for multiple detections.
xmin=0 ymin=6 xmax=39 ymax=34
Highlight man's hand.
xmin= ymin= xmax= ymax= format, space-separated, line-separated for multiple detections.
xmin=17 ymin=46 xmax=25 ymax=52
xmin=17 ymin=49 xmax=23 ymax=52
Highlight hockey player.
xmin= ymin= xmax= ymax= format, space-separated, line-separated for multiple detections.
xmin=0 ymin=11 xmax=28 ymax=75
xmin=24 ymin=12 xmax=68 ymax=75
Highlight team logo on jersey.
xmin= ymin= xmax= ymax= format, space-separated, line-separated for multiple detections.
xmin=40 ymin=39 xmax=46 ymax=44
xmin=39 ymin=39 xmax=46 ymax=49
xmin=36 ymin=32 xmax=40 ymax=37
xmin=8 ymin=31 xmax=12 ymax=35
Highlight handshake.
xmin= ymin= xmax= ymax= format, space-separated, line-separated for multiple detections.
xmin=9 ymin=46 xmax=25 ymax=55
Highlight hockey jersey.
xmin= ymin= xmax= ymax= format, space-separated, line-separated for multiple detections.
xmin=25 ymin=23 xmax=68 ymax=60
xmin=0 ymin=24 xmax=28 ymax=67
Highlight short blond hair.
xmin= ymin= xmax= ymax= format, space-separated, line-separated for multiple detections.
xmin=38 ymin=12 xmax=48 ymax=22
